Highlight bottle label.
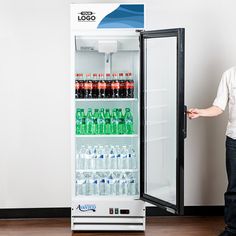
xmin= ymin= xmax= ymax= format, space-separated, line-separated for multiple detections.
xmin=125 ymin=80 xmax=134 ymax=89
xmin=84 ymin=81 xmax=93 ymax=89
xmin=98 ymin=81 xmax=106 ymax=89
xmin=111 ymin=81 xmax=120 ymax=89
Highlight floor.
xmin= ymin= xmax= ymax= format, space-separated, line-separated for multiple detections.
xmin=0 ymin=217 xmax=225 ymax=236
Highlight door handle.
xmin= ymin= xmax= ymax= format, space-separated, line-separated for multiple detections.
xmin=183 ymin=105 xmax=187 ymax=139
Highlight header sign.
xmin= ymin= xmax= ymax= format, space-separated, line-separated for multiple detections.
xmin=71 ymin=3 xmax=144 ymax=30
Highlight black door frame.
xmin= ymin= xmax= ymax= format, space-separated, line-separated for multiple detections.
xmin=140 ymin=28 xmax=185 ymax=215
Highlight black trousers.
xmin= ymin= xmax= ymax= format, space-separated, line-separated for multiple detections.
xmin=225 ymin=136 xmax=236 ymax=233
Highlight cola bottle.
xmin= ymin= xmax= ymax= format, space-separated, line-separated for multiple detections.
xmin=106 ymin=73 xmax=112 ymax=98
xmin=75 ymin=80 xmax=79 ymax=98
xmin=77 ymin=73 xmax=84 ymax=98
xmin=92 ymin=73 xmax=98 ymax=98
xmin=84 ymin=74 xmax=93 ymax=99
xmin=125 ymin=72 xmax=134 ymax=98
xmin=119 ymin=73 xmax=125 ymax=98
xmin=98 ymin=73 xmax=106 ymax=98
xmin=111 ymin=73 xmax=120 ymax=98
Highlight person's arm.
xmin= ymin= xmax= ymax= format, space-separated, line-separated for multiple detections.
xmin=188 ymin=106 xmax=223 ymax=119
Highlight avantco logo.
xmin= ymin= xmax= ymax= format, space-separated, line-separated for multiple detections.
xmin=77 ymin=204 xmax=96 ymax=212
xmin=78 ymin=11 xmax=96 ymax=22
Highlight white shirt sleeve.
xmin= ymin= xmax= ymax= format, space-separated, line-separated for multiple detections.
xmin=213 ymin=72 xmax=229 ymax=111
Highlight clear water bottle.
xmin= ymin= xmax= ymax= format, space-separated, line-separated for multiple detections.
xmin=97 ymin=146 xmax=105 ymax=169
xmin=76 ymin=173 xmax=86 ymax=195
xmin=128 ymin=173 xmax=137 ymax=195
xmin=86 ymin=173 xmax=94 ymax=195
xmin=116 ymin=145 xmax=122 ymax=169
xmin=84 ymin=146 xmax=93 ymax=169
xmin=121 ymin=146 xmax=129 ymax=169
xmin=92 ymin=146 xmax=98 ymax=169
xmin=128 ymin=145 xmax=137 ymax=169
xmin=99 ymin=173 xmax=106 ymax=195
xmin=109 ymin=146 xmax=117 ymax=169
xmin=93 ymin=173 xmax=99 ymax=195
xmin=113 ymin=172 xmax=121 ymax=196
xmin=78 ymin=145 xmax=86 ymax=170
xmin=120 ymin=173 xmax=128 ymax=195
xmin=108 ymin=173 xmax=115 ymax=195
xmin=104 ymin=145 xmax=110 ymax=169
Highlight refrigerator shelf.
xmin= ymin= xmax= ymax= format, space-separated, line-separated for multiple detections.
xmin=75 ymin=98 xmax=138 ymax=102
xmin=73 ymin=195 xmax=140 ymax=200
xmin=76 ymin=134 xmax=139 ymax=138
xmin=76 ymin=169 xmax=139 ymax=173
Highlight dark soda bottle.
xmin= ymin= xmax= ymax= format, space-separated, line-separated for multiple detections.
xmin=119 ymin=73 xmax=125 ymax=98
xmin=75 ymin=80 xmax=79 ymax=98
xmin=92 ymin=73 xmax=98 ymax=98
xmin=84 ymin=73 xmax=93 ymax=99
xmin=98 ymin=73 xmax=106 ymax=98
xmin=112 ymin=73 xmax=120 ymax=98
xmin=106 ymin=73 xmax=112 ymax=98
xmin=77 ymin=73 xmax=84 ymax=98
xmin=125 ymin=72 xmax=134 ymax=98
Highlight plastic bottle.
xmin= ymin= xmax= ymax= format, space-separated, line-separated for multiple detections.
xmin=76 ymin=173 xmax=86 ymax=195
xmin=84 ymin=74 xmax=93 ymax=99
xmin=128 ymin=173 xmax=137 ymax=195
xmin=128 ymin=145 xmax=137 ymax=169
xmin=93 ymin=109 xmax=99 ymax=134
xmin=104 ymin=109 xmax=111 ymax=134
xmin=97 ymin=145 xmax=105 ymax=169
xmin=116 ymin=145 xmax=122 ymax=169
xmin=120 ymin=173 xmax=128 ymax=195
xmin=84 ymin=146 xmax=93 ymax=169
xmin=87 ymin=173 xmax=94 ymax=195
xmin=92 ymin=73 xmax=98 ymax=98
xmin=78 ymin=145 xmax=86 ymax=170
xmin=117 ymin=108 xmax=124 ymax=134
xmin=106 ymin=73 xmax=112 ymax=98
xmin=85 ymin=108 xmax=94 ymax=135
xmin=124 ymin=108 xmax=134 ymax=134
xmin=81 ymin=109 xmax=86 ymax=135
xmin=125 ymin=72 xmax=134 ymax=98
xmin=121 ymin=146 xmax=129 ymax=169
xmin=93 ymin=173 xmax=99 ymax=195
xmin=109 ymin=146 xmax=117 ymax=169
xmin=111 ymin=108 xmax=118 ymax=134
xmin=98 ymin=108 xmax=105 ymax=134
xmin=119 ymin=73 xmax=125 ymax=98
xmin=76 ymin=108 xmax=82 ymax=135
xmin=111 ymin=73 xmax=120 ymax=98
xmin=98 ymin=73 xmax=106 ymax=98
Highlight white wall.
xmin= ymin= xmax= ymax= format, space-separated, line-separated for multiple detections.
xmin=0 ymin=0 xmax=235 ymax=208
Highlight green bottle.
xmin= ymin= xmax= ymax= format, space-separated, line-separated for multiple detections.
xmin=80 ymin=109 xmax=86 ymax=135
xmin=76 ymin=108 xmax=81 ymax=135
xmin=93 ymin=109 xmax=99 ymax=134
xmin=111 ymin=108 xmax=118 ymax=134
xmin=85 ymin=108 xmax=94 ymax=135
xmin=98 ymin=108 xmax=105 ymax=134
xmin=117 ymin=108 xmax=124 ymax=135
xmin=104 ymin=109 xmax=111 ymax=134
xmin=124 ymin=108 xmax=133 ymax=134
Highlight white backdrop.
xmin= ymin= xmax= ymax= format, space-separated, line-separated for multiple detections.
xmin=1 ymin=0 xmax=235 ymax=208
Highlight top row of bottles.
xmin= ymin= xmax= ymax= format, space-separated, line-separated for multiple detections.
xmin=75 ymin=72 xmax=134 ymax=99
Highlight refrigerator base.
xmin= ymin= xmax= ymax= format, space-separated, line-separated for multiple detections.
xmin=71 ymin=199 xmax=145 ymax=231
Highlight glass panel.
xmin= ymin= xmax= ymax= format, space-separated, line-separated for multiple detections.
xmin=145 ymin=37 xmax=177 ymax=205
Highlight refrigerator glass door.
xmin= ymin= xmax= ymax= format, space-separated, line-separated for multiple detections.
xmin=140 ymin=29 xmax=185 ymax=214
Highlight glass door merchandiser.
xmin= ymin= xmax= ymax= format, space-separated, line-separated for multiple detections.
xmin=71 ymin=3 xmax=186 ymax=231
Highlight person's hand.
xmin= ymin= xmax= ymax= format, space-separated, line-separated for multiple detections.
xmin=187 ymin=108 xmax=201 ymax=119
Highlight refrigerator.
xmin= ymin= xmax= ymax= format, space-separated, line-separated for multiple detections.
xmin=71 ymin=3 xmax=186 ymax=231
